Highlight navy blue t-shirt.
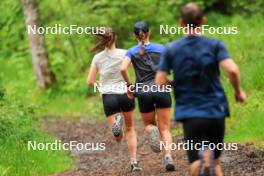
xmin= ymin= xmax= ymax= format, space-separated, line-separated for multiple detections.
xmin=158 ymin=35 xmax=230 ymax=121
xmin=126 ymin=43 xmax=164 ymax=84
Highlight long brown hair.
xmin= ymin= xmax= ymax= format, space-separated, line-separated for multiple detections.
xmin=90 ymin=27 xmax=116 ymax=52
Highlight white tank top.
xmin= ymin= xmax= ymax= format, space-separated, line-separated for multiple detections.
xmin=91 ymin=48 xmax=127 ymax=94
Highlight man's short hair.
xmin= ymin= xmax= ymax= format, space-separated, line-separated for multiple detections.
xmin=180 ymin=2 xmax=204 ymax=28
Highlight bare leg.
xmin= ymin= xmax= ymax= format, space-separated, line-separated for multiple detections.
xmin=190 ymin=157 xmax=223 ymax=176
xmin=141 ymin=111 xmax=156 ymax=132
xmin=156 ymin=108 xmax=175 ymax=171
xmin=123 ymin=111 xmax=137 ymax=160
xmin=190 ymin=160 xmax=200 ymax=176
xmin=190 ymin=150 xmax=211 ymax=176
xmin=141 ymin=111 xmax=162 ymax=153
xmin=156 ymin=108 xmax=173 ymax=155
xmin=215 ymin=158 xmax=223 ymax=176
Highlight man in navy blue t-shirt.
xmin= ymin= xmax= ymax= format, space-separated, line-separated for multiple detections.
xmin=156 ymin=2 xmax=246 ymax=176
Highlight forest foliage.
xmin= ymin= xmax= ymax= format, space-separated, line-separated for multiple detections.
xmin=0 ymin=0 xmax=263 ymax=94
xmin=0 ymin=0 xmax=264 ymax=175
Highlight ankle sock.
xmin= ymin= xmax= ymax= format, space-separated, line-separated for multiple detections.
xmin=165 ymin=153 xmax=172 ymax=159
xmin=130 ymin=158 xmax=137 ymax=164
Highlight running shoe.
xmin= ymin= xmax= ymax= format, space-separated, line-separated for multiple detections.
xmin=164 ymin=154 xmax=175 ymax=171
xmin=198 ymin=148 xmax=216 ymax=176
xmin=149 ymin=126 xmax=161 ymax=153
xmin=131 ymin=161 xmax=142 ymax=172
xmin=112 ymin=113 xmax=123 ymax=137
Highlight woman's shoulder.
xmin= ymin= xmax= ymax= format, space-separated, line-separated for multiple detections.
xmin=93 ymin=50 xmax=105 ymax=59
xmin=112 ymin=48 xmax=128 ymax=58
xmin=115 ymin=48 xmax=127 ymax=54
xmin=147 ymin=43 xmax=165 ymax=53
xmin=150 ymin=43 xmax=164 ymax=48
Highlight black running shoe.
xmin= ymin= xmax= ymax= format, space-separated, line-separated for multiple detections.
xmin=164 ymin=155 xmax=175 ymax=171
xmin=149 ymin=126 xmax=161 ymax=153
xmin=131 ymin=161 xmax=142 ymax=172
xmin=112 ymin=113 xmax=123 ymax=137
xmin=198 ymin=148 xmax=216 ymax=176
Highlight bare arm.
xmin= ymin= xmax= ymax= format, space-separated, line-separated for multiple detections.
xmin=220 ymin=58 xmax=246 ymax=103
xmin=120 ymin=57 xmax=132 ymax=85
xmin=155 ymin=71 xmax=170 ymax=85
xmin=86 ymin=66 xmax=98 ymax=87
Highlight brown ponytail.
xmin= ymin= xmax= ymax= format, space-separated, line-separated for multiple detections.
xmin=136 ymin=30 xmax=149 ymax=56
xmin=133 ymin=21 xmax=149 ymax=55
xmin=138 ymin=30 xmax=146 ymax=55
xmin=90 ymin=27 xmax=116 ymax=53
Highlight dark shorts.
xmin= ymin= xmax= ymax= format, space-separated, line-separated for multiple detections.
xmin=136 ymin=91 xmax=171 ymax=113
xmin=102 ymin=94 xmax=135 ymax=117
xmin=182 ymin=118 xmax=225 ymax=163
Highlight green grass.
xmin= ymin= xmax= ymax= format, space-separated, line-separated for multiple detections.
xmin=0 ymin=135 xmax=73 ymax=176
xmin=171 ymin=128 xmax=183 ymax=137
xmin=225 ymin=110 xmax=264 ymax=143
xmin=0 ymin=95 xmax=74 ymax=176
xmin=38 ymin=94 xmax=104 ymax=119
xmin=210 ymin=15 xmax=264 ymax=144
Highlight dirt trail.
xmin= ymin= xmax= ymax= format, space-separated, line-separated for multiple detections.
xmin=43 ymin=118 xmax=264 ymax=176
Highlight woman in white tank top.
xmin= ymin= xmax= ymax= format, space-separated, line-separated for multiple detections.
xmin=86 ymin=27 xmax=141 ymax=172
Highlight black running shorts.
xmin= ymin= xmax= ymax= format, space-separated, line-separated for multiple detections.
xmin=136 ymin=91 xmax=172 ymax=113
xmin=102 ymin=94 xmax=135 ymax=117
xmin=182 ymin=118 xmax=225 ymax=163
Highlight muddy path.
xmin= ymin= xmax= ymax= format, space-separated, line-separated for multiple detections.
xmin=43 ymin=118 xmax=264 ymax=176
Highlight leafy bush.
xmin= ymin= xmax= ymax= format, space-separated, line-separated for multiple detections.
xmin=0 ymin=93 xmax=73 ymax=176
xmin=167 ymin=0 xmax=264 ymax=15
xmin=1 ymin=0 xmax=263 ymax=96
xmin=0 ymin=80 xmax=4 ymax=100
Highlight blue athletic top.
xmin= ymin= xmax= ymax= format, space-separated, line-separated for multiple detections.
xmin=126 ymin=43 xmax=164 ymax=84
xmin=158 ymin=35 xmax=230 ymax=121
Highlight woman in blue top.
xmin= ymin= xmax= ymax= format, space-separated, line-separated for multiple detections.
xmin=120 ymin=22 xmax=175 ymax=172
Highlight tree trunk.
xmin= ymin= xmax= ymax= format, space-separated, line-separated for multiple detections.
xmin=21 ymin=0 xmax=56 ymax=89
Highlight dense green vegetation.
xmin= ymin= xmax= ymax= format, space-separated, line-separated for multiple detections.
xmin=0 ymin=0 xmax=264 ymax=175
xmin=0 ymin=92 xmax=73 ymax=175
